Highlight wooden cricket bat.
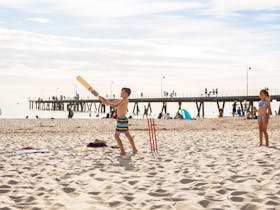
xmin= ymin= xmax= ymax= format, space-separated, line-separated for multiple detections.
xmin=76 ymin=75 xmax=100 ymax=98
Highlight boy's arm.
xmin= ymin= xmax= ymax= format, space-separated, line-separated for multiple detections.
xmin=99 ymin=96 xmax=123 ymax=108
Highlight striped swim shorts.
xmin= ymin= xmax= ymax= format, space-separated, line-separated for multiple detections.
xmin=116 ymin=116 xmax=129 ymax=134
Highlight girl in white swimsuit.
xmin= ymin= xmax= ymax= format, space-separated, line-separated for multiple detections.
xmin=253 ymin=89 xmax=271 ymax=147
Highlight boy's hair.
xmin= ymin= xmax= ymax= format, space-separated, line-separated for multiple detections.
xmin=122 ymin=87 xmax=131 ymax=96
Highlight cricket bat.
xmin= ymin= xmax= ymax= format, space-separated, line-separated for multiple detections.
xmin=76 ymin=75 xmax=100 ymax=98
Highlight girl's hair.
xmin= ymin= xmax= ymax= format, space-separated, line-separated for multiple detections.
xmin=260 ymin=89 xmax=270 ymax=100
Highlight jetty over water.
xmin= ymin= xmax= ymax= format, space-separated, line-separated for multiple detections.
xmin=29 ymin=95 xmax=280 ymax=118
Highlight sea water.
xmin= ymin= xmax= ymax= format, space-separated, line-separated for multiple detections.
xmin=1 ymin=100 xmax=279 ymax=119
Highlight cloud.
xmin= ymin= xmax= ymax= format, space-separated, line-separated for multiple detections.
xmin=2 ymin=0 xmax=280 ymax=20
xmin=26 ymin=17 xmax=50 ymax=24
xmin=1 ymin=1 xmax=280 ymax=103
xmin=0 ymin=0 xmax=203 ymax=18
xmin=206 ymin=0 xmax=280 ymax=16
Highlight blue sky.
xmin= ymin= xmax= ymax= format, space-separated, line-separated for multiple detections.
xmin=1 ymin=0 xmax=280 ymax=105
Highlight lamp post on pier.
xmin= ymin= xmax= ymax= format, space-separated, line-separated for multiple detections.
xmin=246 ymin=66 xmax=252 ymax=96
xmin=110 ymin=81 xmax=114 ymax=98
xmin=161 ymin=75 xmax=165 ymax=97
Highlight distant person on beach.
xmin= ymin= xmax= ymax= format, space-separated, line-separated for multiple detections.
xmin=67 ymin=105 xmax=74 ymax=118
xmin=174 ymin=112 xmax=183 ymax=119
xmin=243 ymin=100 xmax=248 ymax=116
xmin=99 ymin=88 xmax=137 ymax=156
xmin=253 ymin=89 xmax=271 ymax=147
xmin=232 ymin=101 xmax=237 ymax=116
xmin=218 ymin=108 xmax=224 ymax=118
xmin=237 ymin=107 xmax=242 ymax=116
xmin=163 ymin=113 xmax=171 ymax=120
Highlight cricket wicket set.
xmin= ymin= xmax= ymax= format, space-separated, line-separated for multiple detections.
xmin=147 ymin=118 xmax=160 ymax=158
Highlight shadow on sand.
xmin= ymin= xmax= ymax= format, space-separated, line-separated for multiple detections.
xmin=116 ymin=155 xmax=134 ymax=170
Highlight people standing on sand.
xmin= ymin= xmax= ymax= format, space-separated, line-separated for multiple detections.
xmin=253 ymin=89 xmax=271 ymax=147
xmin=237 ymin=107 xmax=242 ymax=116
xmin=99 ymin=88 xmax=138 ymax=156
xmin=163 ymin=113 xmax=171 ymax=120
xmin=243 ymin=100 xmax=248 ymax=116
xmin=232 ymin=101 xmax=237 ymax=116
xmin=218 ymin=108 xmax=224 ymax=118
xmin=67 ymin=104 xmax=74 ymax=118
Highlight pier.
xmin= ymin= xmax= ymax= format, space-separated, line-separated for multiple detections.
xmin=29 ymin=95 xmax=280 ymax=118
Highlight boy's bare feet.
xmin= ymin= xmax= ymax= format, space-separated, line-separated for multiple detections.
xmin=132 ymin=150 xmax=138 ymax=155
xmin=120 ymin=151 xmax=126 ymax=156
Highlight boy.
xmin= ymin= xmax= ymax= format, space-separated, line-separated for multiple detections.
xmin=99 ymin=88 xmax=137 ymax=155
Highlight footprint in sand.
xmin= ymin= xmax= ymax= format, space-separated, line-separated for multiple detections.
xmin=198 ymin=200 xmax=210 ymax=208
xmin=148 ymin=189 xmax=172 ymax=197
xmin=95 ymin=177 xmax=105 ymax=181
xmin=62 ymin=187 xmax=76 ymax=193
xmin=128 ymin=180 xmax=138 ymax=185
xmin=217 ymin=189 xmax=227 ymax=195
xmin=109 ymin=201 xmax=121 ymax=208
xmin=180 ymin=178 xmax=196 ymax=184
xmin=88 ymin=191 xmax=100 ymax=195
xmin=25 ymin=196 xmax=36 ymax=203
xmin=124 ymin=196 xmax=134 ymax=202
xmin=266 ymin=200 xmax=279 ymax=206
xmin=231 ymin=191 xmax=247 ymax=196
xmin=0 ymin=185 xmax=11 ymax=194
xmin=240 ymin=203 xmax=258 ymax=210
xmin=9 ymin=195 xmax=24 ymax=203
xmin=7 ymin=180 xmax=18 ymax=185
xmin=230 ymin=196 xmax=244 ymax=202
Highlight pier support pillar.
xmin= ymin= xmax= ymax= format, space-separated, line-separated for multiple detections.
xmin=98 ymin=103 xmax=106 ymax=113
xmin=196 ymin=102 xmax=205 ymax=118
xmin=147 ymin=102 xmax=152 ymax=115
xmin=178 ymin=101 xmax=182 ymax=110
xmin=216 ymin=101 xmax=225 ymax=111
xmin=248 ymin=101 xmax=254 ymax=113
xmin=132 ymin=102 xmax=140 ymax=115
xmin=161 ymin=102 xmax=167 ymax=114
xmin=239 ymin=101 xmax=244 ymax=116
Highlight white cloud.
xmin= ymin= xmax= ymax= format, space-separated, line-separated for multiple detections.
xmin=1 ymin=0 xmax=280 ymax=19
xmin=206 ymin=0 xmax=280 ymax=16
xmin=1 ymin=0 xmax=280 ymax=104
xmin=256 ymin=13 xmax=280 ymax=22
xmin=26 ymin=17 xmax=50 ymax=24
xmin=0 ymin=0 xmax=203 ymax=18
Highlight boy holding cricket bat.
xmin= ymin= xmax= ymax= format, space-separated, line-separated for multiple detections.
xmin=99 ymin=88 xmax=138 ymax=156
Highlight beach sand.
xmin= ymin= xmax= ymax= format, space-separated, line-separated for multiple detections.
xmin=0 ymin=117 xmax=279 ymax=210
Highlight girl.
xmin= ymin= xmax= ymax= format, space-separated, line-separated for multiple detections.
xmin=253 ymin=89 xmax=271 ymax=146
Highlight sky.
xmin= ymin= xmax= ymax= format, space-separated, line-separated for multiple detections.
xmin=1 ymin=0 xmax=280 ymax=105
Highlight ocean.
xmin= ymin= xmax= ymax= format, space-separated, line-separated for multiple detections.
xmin=1 ymin=99 xmax=279 ymax=119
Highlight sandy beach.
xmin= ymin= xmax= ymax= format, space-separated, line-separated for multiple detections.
xmin=0 ymin=117 xmax=279 ymax=210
